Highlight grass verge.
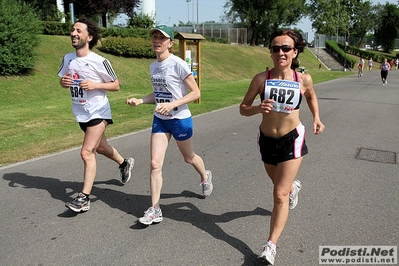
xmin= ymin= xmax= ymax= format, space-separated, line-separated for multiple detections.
xmin=0 ymin=35 xmax=353 ymax=166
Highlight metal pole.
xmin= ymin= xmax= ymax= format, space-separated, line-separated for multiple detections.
xmin=69 ymin=3 xmax=74 ymax=24
xmin=344 ymin=41 xmax=348 ymax=71
xmin=336 ymin=0 xmax=339 ymax=42
xmin=192 ymin=0 xmax=195 ymax=31
xmin=186 ymin=0 xmax=190 ymax=23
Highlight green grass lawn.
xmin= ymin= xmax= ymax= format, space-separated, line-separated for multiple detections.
xmin=0 ymin=35 xmax=353 ymax=166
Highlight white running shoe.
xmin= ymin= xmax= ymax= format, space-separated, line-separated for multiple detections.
xmin=289 ymin=180 xmax=302 ymax=210
xmin=258 ymin=241 xmax=276 ymax=265
xmin=138 ymin=207 xmax=163 ymax=225
xmin=201 ymin=170 xmax=213 ymax=197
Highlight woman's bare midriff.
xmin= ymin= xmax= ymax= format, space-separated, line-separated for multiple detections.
xmin=260 ymin=110 xmax=301 ymax=138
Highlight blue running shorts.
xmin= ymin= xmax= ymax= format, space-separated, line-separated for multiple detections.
xmin=152 ymin=116 xmax=193 ymax=141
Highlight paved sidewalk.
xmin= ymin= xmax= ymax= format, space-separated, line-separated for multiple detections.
xmin=1 ymin=70 xmax=398 ymax=265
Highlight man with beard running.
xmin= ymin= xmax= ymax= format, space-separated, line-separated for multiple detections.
xmin=58 ymin=17 xmax=134 ymax=213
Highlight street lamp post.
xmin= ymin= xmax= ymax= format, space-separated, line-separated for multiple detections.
xmin=336 ymin=0 xmax=340 ymax=42
xmin=192 ymin=0 xmax=195 ymax=32
xmin=344 ymin=41 xmax=348 ymax=71
xmin=186 ymin=0 xmax=191 ymax=23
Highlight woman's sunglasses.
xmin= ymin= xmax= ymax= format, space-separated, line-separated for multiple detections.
xmin=270 ymin=45 xmax=295 ymax=53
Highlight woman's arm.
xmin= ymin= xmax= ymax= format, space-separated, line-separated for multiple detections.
xmin=302 ymin=73 xmax=325 ymax=134
xmin=239 ymin=72 xmax=274 ymax=116
xmin=126 ymin=93 xmax=155 ymax=106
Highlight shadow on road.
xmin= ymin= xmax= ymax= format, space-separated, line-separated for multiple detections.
xmin=3 ymin=172 xmax=271 ymax=265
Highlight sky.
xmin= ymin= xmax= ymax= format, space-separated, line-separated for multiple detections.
xmin=117 ymin=0 xmax=398 ymax=42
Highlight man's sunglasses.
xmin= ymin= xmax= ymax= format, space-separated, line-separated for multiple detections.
xmin=270 ymin=45 xmax=295 ymax=53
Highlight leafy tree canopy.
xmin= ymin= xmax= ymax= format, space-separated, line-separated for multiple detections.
xmin=374 ymin=3 xmax=399 ymax=52
xmin=223 ymin=0 xmax=306 ymax=46
xmin=66 ymin=0 xmax=140 ymax=27
xmin=23 ymin=0 xmax=64 ymax=21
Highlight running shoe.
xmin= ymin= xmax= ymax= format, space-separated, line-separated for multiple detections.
xmin=258 ymin=241 xmax=276 ymax=265
xmin=138 ymin=207 xmax=163 ymax=225
xmin=289 ymin=180 xmax=302 ymax=210
xmin=201 ymin=170 xmax=213 ymax=197
xmin=119 ymin=157 xmax=134 ymax=184
xmin=65 ymin=192 xmax=90 ymax=212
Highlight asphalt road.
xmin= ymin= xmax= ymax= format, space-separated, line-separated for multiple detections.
xmin=1 ymin=69 xmax=398 ymax=266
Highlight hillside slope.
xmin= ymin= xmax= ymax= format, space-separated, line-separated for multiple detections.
xmin=0 ymin=35 xmax=347 ymax=166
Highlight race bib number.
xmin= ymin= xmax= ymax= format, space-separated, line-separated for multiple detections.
xmin=70 ymin=79 xmax=87 ymax=104
xmin=265 ymin=80 xmax=301 ymax=113
xmin=154 ymin=91 xmax=178 ymax=112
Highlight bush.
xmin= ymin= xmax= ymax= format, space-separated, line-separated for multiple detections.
xmin=335 ymin=41 xmax=386 ymax=63
xmin=206 ymin=37 xmax=229 ymax=44
xmin=99 ymin=36 xmax=156 ymax=58
xmin=101 ymin=27 xmax=153 ymax=39
xmin=42 ymin=21 xmax=73 ymax=35
xmin=0 ymin=0 xmax=43 ymax=75
xmin=326 ymin=41 xmax=356 ymax=69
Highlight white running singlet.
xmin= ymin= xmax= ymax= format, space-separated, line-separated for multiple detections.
xmin=57 ymin=52 xmax=118 ymax=122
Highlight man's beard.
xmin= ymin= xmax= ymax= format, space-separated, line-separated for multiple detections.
xmin=72 ymin=36 xmax=88 ymax=49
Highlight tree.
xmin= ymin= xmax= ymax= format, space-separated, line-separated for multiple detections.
xmin=307 ymin=0 xmax=351 ymax=37
xmin=374 ymin=3 xmax=399 ymax=52
xmin=23 ymin=0 xmax=63 ymax=21
xmin=307 ymin=0 xmax=399 ymax=50
xmin=224 ymin=0 xmax=268 ymax=45
xmin=223 ymin=0 xmax=306 ymax=46
xmin=349 ymin=0 xmax=375 ymax=46
xmin=258 ymin=0 xmax=307 ymax=45
xmin=65 ymin=0 xmax=140 ymax=27
xmin=0 ymin=0 xmax=42 ymax=75
xmin=128 ymin=13 xmax=155 ymax=28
